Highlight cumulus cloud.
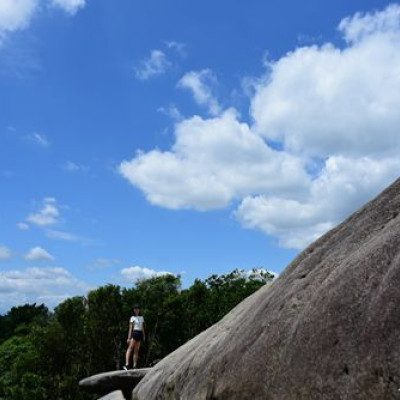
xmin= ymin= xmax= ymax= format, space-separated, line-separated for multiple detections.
xmin=135 ymin=50 xmax=171 ymax=80
xmin=178 ymin=69 xmax=221 ymax=116
xmin=0 ymin=245 xmax=11 ymax=260
xmin=27 ymin=197 xmax=60 ymax=226
xmin=0 ymin=267 xmax=90 ymax=312
xmin=251 ymin=5 xmax=400 ymax=158
xmin=50 ymin=0 xmax=85 ymax=15
xmin=119 ymin=109 xmax=309 ymax=211
xmin=0 ymin=0 xmax=38 ymax=40
xmin=120 ymin=4 xmax=400 ymax=250
xmin=25 ymin=246 xmax=55 ymax=261
xmin=0 ymin=0 xmax=85 ymax=44
xmin=236 ymin=156 xmax=400 ymax=248
xmin=339 ymin=3 xmax=400 ymax=44
xmin=121 ymin=266 xmax=174 ymax=283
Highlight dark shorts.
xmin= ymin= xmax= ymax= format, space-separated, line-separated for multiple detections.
xmin=131 ymin=330 xmax=143 ymax=342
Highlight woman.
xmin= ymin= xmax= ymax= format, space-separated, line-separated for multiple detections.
xmin=123 ymin=304 xmax=145 ymax=370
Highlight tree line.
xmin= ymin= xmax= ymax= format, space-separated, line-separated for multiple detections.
xmin=0 ymin=269 xmax=274 ymax=400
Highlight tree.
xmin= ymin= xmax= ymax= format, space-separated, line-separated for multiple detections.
xmin=86 ymin=285 xmax=124 ymax=372
xmin=54 ymin=296 xmax=89 ymax=375
xmin=0 ymin=303 xmax=50 ymax=343
xmin=0 ymin=335 xmax=46 ymax=400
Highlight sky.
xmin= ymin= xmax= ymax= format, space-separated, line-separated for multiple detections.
xmin=1 ymin=0 xmax=400 ymax=312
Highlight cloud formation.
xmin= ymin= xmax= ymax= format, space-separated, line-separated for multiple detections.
xmin=0 ymin=245 xmax=11 ymax=260
xmin=119 ymin=109 xmax=309 ymax=211
xmin=0 ymin=0 xmax=85 ymax=44
xmin=178 ymin=69 xmax=221 ymax=116
xmin=0 ymin=267 xmax=90 ymax=312
xmin=0 ymin=0 xmax=37 ymax=39
xmin=17 ymin=222 xmax=30 ymax=230
xmin=62 ymin=161 xmax=89 ymax=173
xmin=26 ymin=132 xmax=50 ymax=148
xmin=121 ymin=266 xmax=173 ymax=283
xmin=27 ymin=197 xmax=60 ymax=227
xmin=25 ymin=246 xmax=55 ymax=261
xmin=120 ymin=4 xmax=400 ymax=249
xmin=251 ymin=5 xmax=400 ymax=158
xmin=135 ymin=50 xmax=171 ymax=80
xmin=50 ymin=0 xmax=86 ymax=15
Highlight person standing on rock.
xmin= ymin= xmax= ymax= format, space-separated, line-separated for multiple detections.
xmin=123 ymin=304 xmax=145 ymax=370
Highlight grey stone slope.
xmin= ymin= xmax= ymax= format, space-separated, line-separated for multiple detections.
xmin=132 ymin=177 xmax=400 ymax=400
xmin=99 ymin=390 xmax=125 ymax=400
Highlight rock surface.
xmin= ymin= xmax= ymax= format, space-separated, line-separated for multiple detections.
xmin=133 ymin=178 xmax=400 ymax=400
xmin=79 ymin=368 xmax=149 ymax=399
xmin=99 ymin=390 xmax=125 ymax=400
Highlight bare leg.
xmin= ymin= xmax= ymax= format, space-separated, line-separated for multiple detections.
xmin=125 ymin=339 xmax=135 ymax=366
xmin=133 ymin=341 xmax=141 ymax=368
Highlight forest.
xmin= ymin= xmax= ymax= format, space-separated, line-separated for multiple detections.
xmin=0 ymin=269 xmax=274 ymax=400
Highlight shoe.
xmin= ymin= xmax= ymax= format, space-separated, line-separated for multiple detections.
xmin=122 ymin=364 xmax=130 ymax=370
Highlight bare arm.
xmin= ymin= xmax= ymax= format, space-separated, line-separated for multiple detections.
xmin=127 ymin=322 xmax=133 ymax=343
xmin=142 ymin=322 xmax=146 ymax=341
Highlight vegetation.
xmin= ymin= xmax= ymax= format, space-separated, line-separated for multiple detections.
xmin=0 ymin=269 xmax=274 ymax=400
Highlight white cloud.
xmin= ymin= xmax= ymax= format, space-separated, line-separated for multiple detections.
xmin=158 ymin=105 xmax=184 ymax=121
xmin=27 ymin=197 xmax=60 ymax=226
xmin=339 ymin=4 xmax=400 ymax=44
xmin=119 ymin=109 xmax=309 ymax=211
xmin=44 ymin=229 xmax=94 ymax=245
xmin=135 ymin=50 xmax=171 ymax=80
xmin=121 ymin=266 xmax=173 ymax=283
xmin=251 ymin=5 xmax=400 ymax=158
xmin=178 ymin=69 xmax=221 ymax=116
xmin=25 ymin=246 xmax=55 ymax=261
xmin=165 ymin=40 xmax=186 ymax=55
xmin=26 ymin=132 xmax=50 ymax=148
xmin=0 ymin=267 xmax=90 ymax=312
xmin=0 ymin=245 xmax=11 ymax=260
xmin=17 ymin=222 xmax=30 ymax=230
xmin=236 ymin=156 xmax=400 ymax=249
xmin=45 ymin=229 xmax=78 ymax=242
xmin=0 ymin=0 xmax=85 ymax=44
xmin=62 ymin=161 xmax=89 ymax=173
xmin=0 ymin=0 xmax=38 ymax=40
xmin=50 ymin=0 xmax=85 ymax=15
xmin=120 ymin=4 xmax=400 ymax=250
xmin=245 ymin=268 xmax=279 ymax=281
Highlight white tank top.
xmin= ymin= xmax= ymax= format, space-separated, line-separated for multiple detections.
xmin=130 ymin=315 xmax=144 ymax=331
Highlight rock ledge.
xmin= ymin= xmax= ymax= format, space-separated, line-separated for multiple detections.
xmin=79 ymin=368 xmax=150 ymax=399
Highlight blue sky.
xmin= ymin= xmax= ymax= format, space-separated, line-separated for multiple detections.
xmin=1 ymin=0 xmax=400 ymax=312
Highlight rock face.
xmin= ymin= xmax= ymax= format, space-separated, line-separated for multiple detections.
xmin=79 ymin=369 xmax=149 ymax=399
xmin=133 ymin=178 xmax=400 ymax=400
xmin=99 ymin=390 xmax=125 ymax=400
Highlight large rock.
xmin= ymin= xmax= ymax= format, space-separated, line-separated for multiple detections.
xmin=99 ymin=390 xmax=125 ymax=400
xmin=79 ymin=368 xmax=149 ymax=399
xmin=133 ymin=178 xmax=400 ymax=400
